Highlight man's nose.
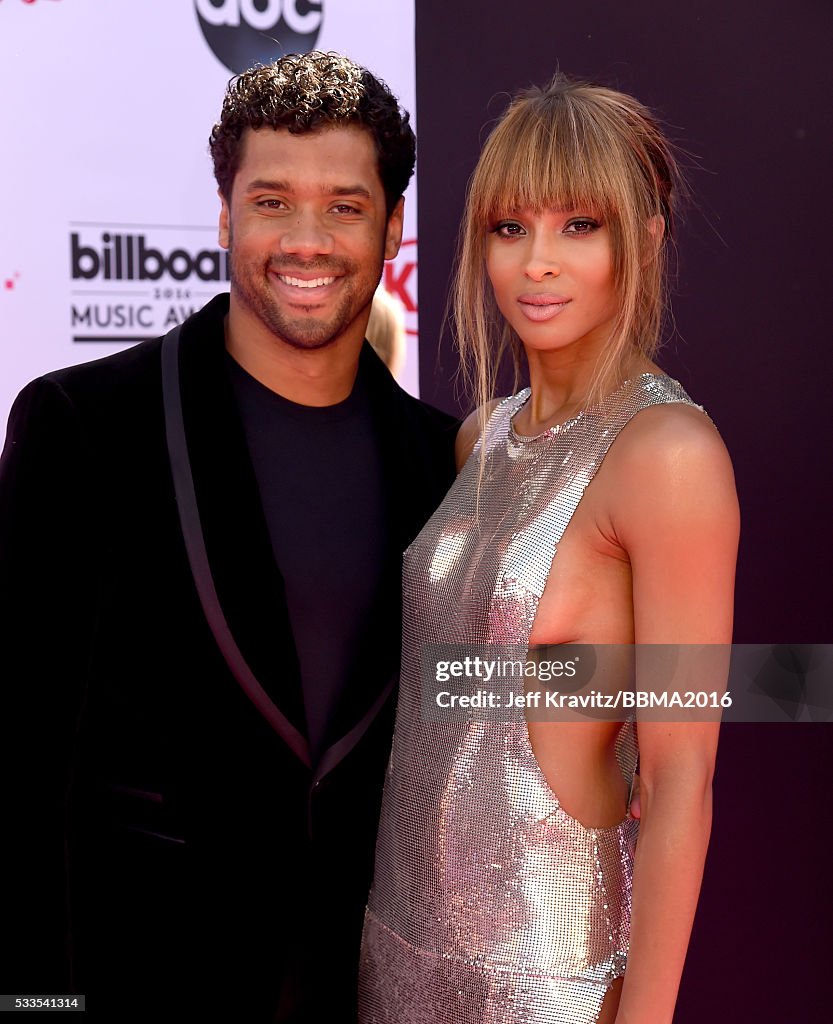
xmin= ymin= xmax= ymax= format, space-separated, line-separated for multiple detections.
xmin=280 ymin=210 xmax=335 ymax=257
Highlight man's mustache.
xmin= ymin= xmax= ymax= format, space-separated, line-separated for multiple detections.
xmin=266 ymin=257 xmax=354 ymax=275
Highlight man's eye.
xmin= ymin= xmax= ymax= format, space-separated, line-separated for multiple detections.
xmin=258 ymin=199 xmax=286 ymax=209
xmin=332 ymin=204 xmax=361 ymax=215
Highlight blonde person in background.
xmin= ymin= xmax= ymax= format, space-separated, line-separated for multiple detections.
xmin=366 ymin=284 xmax=407 ymax=379
xmin=360 ymin=73 xmax=738 ymax=1024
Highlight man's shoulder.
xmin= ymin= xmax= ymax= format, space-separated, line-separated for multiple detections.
xmin=360 ymin=343 xmax=459 ymax=436
xmin=26 ymin=294 xmax=228 ymax=410
xmin=397 ymin=386 xmax=459 ymax=433
xmin=379 ymin=378 xmax=459 ymax=489
xmin=40 ymin=335 xmax=163 ymax=393
xmin=4 ymin=339 xmax=165 ymax=443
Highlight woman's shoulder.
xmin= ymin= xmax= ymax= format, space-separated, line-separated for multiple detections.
xmin=603 ymin=393 xmax=738 ymax=542
xmin=613 ymin=391 xmax=729 ymax=472
xmin=454 ymin=397 xmax=507 ymax=470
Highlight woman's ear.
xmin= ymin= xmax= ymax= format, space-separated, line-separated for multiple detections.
xmin=647 ymin=214 xmax=665 ymax=248
xmin=641 ymin=214 xmax=666 ymax=266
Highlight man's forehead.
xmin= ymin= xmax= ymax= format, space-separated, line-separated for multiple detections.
xmin=233 ymin=124 xmax=382 ymax=197
xmin=239 ymin=123 xmax=376 ymax=160
xmin=241 ymin=176 xmax=374 ymax=199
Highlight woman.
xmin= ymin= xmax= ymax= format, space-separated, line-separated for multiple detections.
xmin=360 ymin=74 xmax=739 ymax=1024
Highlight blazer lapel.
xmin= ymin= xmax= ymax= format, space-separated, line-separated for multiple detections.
xmin=173 ymin=295 xmax=308 ymax=753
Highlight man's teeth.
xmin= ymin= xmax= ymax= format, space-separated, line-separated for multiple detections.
xmin=278 ymin=275 xmax=336 ymax=288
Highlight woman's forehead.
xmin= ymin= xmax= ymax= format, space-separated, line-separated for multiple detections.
xmin=483 ymin=193 xmax=612 ymax=220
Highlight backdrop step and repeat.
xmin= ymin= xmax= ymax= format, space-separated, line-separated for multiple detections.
xmin=0 ymin=0 xmax=419 ymax=437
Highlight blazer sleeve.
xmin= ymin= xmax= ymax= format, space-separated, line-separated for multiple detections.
xmin=0 ymin=376 xmax=102 ymax=992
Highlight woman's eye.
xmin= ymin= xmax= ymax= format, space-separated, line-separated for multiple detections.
xmin=492 ymin=221 xmax=525 ymax=238
xmin=564 ymin=219 xmax=600 ymax=235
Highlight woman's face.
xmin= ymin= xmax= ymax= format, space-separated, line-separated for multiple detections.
xmin=485 ymin=208 xmax=619 ymax=360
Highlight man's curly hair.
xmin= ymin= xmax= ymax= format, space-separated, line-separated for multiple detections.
xmin=209 ymin=51 xmax=415 ymax=216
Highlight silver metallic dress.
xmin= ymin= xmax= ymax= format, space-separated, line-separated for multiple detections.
xmin=359 ymin=374 xmax=698 ymax=1024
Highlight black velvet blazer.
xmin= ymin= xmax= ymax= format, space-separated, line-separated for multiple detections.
xmin=0 ymin=294 xmax=458 ymax=1021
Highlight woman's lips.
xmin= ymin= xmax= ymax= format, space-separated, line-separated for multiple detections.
xmin=517 ymin=294 xmax=571 ymax=322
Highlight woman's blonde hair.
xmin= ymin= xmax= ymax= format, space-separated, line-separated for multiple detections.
xmin=452 ymin=73 xmax=683 ymax=423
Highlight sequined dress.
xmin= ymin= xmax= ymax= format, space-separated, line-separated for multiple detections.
xmin=359 ymin=374 xmax=699 ymax=1024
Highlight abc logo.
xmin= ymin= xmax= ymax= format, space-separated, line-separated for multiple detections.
xmin=195 ymin=0 xmax=324 ymax=72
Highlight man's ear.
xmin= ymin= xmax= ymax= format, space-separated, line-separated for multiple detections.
xmin=218 ymin=190 xmax=231 ymax=250
xmin=384 ymin=196 xmax=405 ymax=260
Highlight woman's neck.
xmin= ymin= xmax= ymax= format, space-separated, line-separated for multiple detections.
xmin=517 ymin=346 xmax=658 ymax=435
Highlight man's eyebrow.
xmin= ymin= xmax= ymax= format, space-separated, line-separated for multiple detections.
xmin=330 ymin=185 xmax=373 ymax=200
xmin=242 ymin=179 xmax=373 ymax=200
xmin=243 ymin=178 xmax=289 ymax=194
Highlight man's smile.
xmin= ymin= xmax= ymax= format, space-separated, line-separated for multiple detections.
xmin=276 ymin=274 xmax=338 ymax=289
xmin=266 ymin=269 xmax=345 ymax=305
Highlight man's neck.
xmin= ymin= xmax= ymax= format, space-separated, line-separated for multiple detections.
xmin=224 ymin=304 xmax=366 ymax=408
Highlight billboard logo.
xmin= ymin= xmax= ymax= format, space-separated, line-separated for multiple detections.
xmin=195 ymin=0 xmax=323 ymax=72
xmin=69 ymin=223 xmax=229 ymax=344
xmin=71 ymin=233 xmax=229 ymax=283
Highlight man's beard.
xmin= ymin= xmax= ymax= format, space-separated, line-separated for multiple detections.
xmin=229 ymin=251 xmax=380 ymax=352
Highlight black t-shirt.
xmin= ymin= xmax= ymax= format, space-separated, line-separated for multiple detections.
xmin=227 ymin=353 xmax=389 ymax=763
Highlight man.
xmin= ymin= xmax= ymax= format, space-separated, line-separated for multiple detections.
xmin=0 ymin=52 xmax=457 ymax=1021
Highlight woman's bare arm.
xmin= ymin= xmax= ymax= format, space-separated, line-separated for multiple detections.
xmin=611 ymin=405 xmax=739 ymax=1024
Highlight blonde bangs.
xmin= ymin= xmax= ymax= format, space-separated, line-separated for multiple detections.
xmin=470 ymin=95 xmax=629 ymax=226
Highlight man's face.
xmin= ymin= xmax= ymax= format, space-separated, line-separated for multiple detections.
xmin=219 ymin=125 xmax=403 ymax=352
